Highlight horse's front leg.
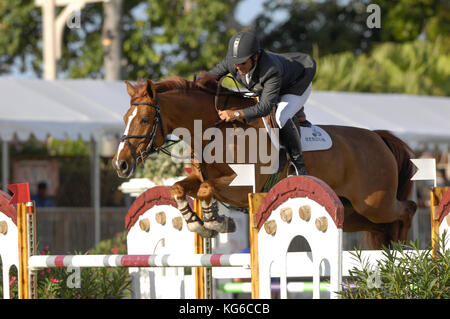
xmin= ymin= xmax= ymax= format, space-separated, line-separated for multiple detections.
xmin=171 ymin=175 xmax=217 ymax=238
xmin=197 ymin=179 xmax=236 ymax=233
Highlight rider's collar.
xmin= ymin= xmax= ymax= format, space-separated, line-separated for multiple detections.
xmin=245 ymin=63 xmax=257 ymax=85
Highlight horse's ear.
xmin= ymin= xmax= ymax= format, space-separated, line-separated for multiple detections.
xmin=125 ymin=81 xmax=135 ymax=97
xmin=146 ymin=79 xmax=156 ymax=100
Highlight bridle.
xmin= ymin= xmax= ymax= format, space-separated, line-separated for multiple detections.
xmin=119 ymin=97 xmax=180 ymax=165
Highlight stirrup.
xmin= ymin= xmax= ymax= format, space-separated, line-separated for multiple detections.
xmin=287 ymin=162 xmax=298 ymax=177
xmin=287 ymin=162 xmax=308 ymax=177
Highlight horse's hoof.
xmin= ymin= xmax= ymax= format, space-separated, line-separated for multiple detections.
xmin=204 ymin=216 xmax=236 ymax=233
xmin=186 ymin=221 xmax=217 ymax=238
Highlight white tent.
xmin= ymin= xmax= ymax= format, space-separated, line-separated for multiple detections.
xmin=0 ymin=78 xmax=128 ymax=142
xmin=306 ymin=91 xmax=450 ymax=150
xmin=1 ymin=78 xmax=449 ymax=145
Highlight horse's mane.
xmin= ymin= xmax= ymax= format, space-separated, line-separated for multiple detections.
xmin=136 ymin=73 xmax=240 ymax=96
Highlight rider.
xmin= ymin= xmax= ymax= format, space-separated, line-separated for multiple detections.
xmin=208 ymin=31 xmax=316 ymax=175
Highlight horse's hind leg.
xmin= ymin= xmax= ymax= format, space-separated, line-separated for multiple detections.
xmin=197 ymin=179 xmax=236 ymax=233
xmin=396 ymin=199 xmax=417 ymax=241
xmin=351 ymin=194 xmax=417 ymax=246
xmin=340 ymin=197 xmax=391 ymax=248
xmin=373 ymin=199 xmax=417 ymax=243
xmin=171 ymin=176 xmax=217 ymax=238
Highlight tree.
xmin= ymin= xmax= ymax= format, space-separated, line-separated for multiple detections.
xmin=123 ymin=0 xmax=241 ymax=79
xmin=0 ymin=0 xmax=42 ymax=74
xmin=313 ymin=37 xmax=450 ymax=96
xmin=374 ymin=0 xmax=450 ymax=42
xmin=253 ymin=0 xmax=381 ymax=56
xmin=252 ymin=0 xmax=449 ymax=56
xmin=0 ymin=0 xmax=242 ymax=79
xmin=103 ymin=0 xmax=124 ymax=80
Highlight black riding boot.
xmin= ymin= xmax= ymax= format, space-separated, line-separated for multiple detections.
xmin=279 ymin=118 xmax=308 ymax=176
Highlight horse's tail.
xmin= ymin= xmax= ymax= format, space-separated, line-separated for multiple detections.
xmin=374 ymin=130 xmax=414 ymax=201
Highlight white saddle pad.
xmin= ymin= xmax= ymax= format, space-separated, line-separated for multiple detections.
xmin=299 ymin=125 xmax=332 ymax=151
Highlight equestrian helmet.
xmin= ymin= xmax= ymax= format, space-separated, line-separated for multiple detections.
xmin=227 ymin=31 xmax=260 ymax=65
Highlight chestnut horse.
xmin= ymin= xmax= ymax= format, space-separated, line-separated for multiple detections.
xmin=113 ymin=75 xmax=417 ymax=248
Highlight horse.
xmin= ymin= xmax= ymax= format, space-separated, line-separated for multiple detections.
xmin=112 ymin=74 xmax=417 ymax=248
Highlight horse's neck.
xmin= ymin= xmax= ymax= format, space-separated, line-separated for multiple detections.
xmin=159 ymin=91 xmax=249 ymax=134
xmin=159 ymin=91 xmax=276 ymax=191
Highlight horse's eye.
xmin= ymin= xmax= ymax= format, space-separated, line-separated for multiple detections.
xmin=141 ymin=117 xmax=150 ymax=124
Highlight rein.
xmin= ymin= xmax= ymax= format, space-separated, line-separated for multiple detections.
xmin=214 ymin=75 xmax=241 ymax=112
xmin=213 ymin=75 xmax=242 ymax=127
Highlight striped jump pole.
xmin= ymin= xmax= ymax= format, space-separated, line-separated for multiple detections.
xmin=28 ymin=253 xmax=250 ymax=270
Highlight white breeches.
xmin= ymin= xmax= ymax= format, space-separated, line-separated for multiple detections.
xmin=275 ymin=82 xmax=312 ymax=128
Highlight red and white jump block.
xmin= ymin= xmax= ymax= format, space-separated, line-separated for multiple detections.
xmin=253 ymin=176 xmax=344 ymax=299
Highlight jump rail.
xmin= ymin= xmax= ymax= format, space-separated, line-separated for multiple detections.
xmin=28 ymin=253 xmax=250 ymax=270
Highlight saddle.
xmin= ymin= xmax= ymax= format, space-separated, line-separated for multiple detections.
xmin=263 ymin=106 xmax=332 ymax=176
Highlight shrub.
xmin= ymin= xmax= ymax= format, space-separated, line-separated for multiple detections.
xmin=314 ymin=37 xmax=450 ymax=96
xmin=338 ymin=232 xmax=449 ymax=299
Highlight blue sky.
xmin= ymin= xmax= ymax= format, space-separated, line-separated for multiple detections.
xmin=235 ymin=0 xmax=264 ymax=25
xmin=236 ymin=0 xmax=288 ymax=26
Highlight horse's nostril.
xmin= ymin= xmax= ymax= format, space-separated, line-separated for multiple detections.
xmin=120 ymin=160 xmax=128 ymax=172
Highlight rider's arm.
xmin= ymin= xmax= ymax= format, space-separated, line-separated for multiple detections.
xmin=241 ymin=71 xmax=281 ymax=123
xmin=294 ymin=54 xmax=316 ymax=95
xmin=208 ymin=57 xmax=230 ymax=81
